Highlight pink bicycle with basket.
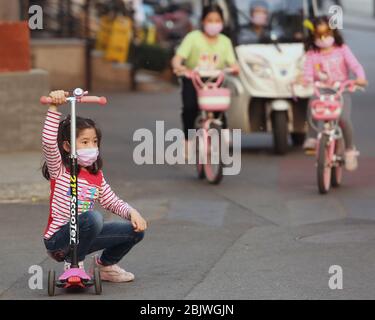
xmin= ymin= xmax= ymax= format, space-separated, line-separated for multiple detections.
xmin=310 ymin=80 xmax=363 ymax=194
xmin=187 ymin=69 xmax=232 ymax=184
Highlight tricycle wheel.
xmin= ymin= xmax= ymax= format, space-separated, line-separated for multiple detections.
xmin=271 ymin=111 xmax=289 ymax=155
xmin=48 ymin=269 xmax=56 ymax=297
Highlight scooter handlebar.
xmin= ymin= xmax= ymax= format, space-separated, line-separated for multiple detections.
xmin=40 ymin=96 xmax=107 ymax=105
xmin=79 ymin=96 xmax=107 ymax=105
xmin=40 ymin=96 xmax=53 ymax=105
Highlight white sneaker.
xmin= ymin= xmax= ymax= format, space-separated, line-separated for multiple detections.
xmin=64 ymin=261 xmax=84 ymax=271
xmin=93 ymin=255 xmax=135 ymax=283
xmin=345 ymin=148 xmax=360 ymax=171
xmin=303 ymin=138 xmax=317 ymax=151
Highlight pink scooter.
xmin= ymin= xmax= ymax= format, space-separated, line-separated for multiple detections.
xmin=41 ymin=89 xmax=107 ymax=296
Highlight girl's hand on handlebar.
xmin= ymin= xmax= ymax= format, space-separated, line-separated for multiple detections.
xmin=173 ymin=65 xmax=189 ymax=77
xmin=355 ymin=78 xmax=368 ymax=87
xmin=48 ymin=90 xmax=69 ymax=110
xmin=228 ymin=64 xmax=240 ymax=76
xmin=296 ymin=75 xmax=312 ymax=87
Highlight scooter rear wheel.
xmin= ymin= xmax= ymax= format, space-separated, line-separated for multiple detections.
xmin=93 ymin=267 xmax=102 ymax=295
xmin=48 ymin=269 xmax=56 ymax=297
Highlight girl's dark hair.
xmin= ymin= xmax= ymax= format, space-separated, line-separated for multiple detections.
xmin=201 ymin=4 xmax=224 ymax=22
xmin=42 ymin=115 xmax=103 ymax=181
xmin=304 ymin=16 xmax=345 ymax=52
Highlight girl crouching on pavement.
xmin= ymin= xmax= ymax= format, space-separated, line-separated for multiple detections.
xmin=42 ymin=90 xmax=147 ymax=282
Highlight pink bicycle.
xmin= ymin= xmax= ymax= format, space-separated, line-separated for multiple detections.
xmin=311 ymin=80 xmax=363 ymax=194
xmin=187 ymin=69 xmax=232 ymax=184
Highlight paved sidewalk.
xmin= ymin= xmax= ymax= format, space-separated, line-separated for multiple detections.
xmin=0 ymin=152 xmax=49 ymax=204
xmin=342 ymin=0 xmax=374 ymax=18
xmin=344 ymin=14 xmax=375 ymax=31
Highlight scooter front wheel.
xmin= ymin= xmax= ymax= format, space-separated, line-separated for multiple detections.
xmin=317 ymin=135 xmax=333 ymax=194
xmin=48 ymin=269 xmax=56 ymax=297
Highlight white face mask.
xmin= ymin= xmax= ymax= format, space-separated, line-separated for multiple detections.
xmin=204 ymin=23 xmax=224 ymax=37
xmin=315 ymin=36 xmax=335 ymax=49
xmin=77 ymin=148 xmax=99 ymax=167
xmin=251 ymin=12 xmax=268 ymax=26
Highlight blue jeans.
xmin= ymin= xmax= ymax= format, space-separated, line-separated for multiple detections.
xmin=44 ymin=211 xmax=144 ymax=266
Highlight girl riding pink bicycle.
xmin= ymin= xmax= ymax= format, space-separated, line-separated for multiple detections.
xmin=171 ymin=4 xmax=239 ymax=160
xmin=310 ymin=80 xmax=364 ymax=194
xmin=302 ymin=16 xmax=368 ymax=171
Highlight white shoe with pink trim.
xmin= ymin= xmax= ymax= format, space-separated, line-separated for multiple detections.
xmin=92 ymin=255 xmax=135 ymax=283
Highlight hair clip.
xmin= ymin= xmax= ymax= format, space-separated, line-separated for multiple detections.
xmin=303 ymin=19 xmax=315 ymax=32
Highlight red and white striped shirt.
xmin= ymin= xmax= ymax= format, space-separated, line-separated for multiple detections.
xmin=42 ymin=110 xmax=132 ymax=240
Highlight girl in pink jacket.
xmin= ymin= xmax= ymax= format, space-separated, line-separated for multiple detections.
xmin=303 ymin=16 xmax=368 ymax=171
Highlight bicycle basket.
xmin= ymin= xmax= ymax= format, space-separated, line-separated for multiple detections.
xmin=197 ymin=87 xmax=231 ymax=112
xmin=311 ymin=98 xmax=342 ymax=121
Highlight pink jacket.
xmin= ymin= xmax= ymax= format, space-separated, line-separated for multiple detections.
xmin=304 ymin=44 xmax=366 ymax=83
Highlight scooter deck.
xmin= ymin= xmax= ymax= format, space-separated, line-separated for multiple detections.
xmin=56 ymin=267 xmax=94 ymax=289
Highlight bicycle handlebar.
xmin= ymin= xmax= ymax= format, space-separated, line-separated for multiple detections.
xmin=40 ymin=96 xmax=107 ymax=105
xmin=179 ymin=67 xmax=237 ymax=79
xmin=313 ymin=80 xmax=364 ymax=99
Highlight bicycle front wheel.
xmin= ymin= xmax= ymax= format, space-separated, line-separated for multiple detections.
xmin=331 ymin=138 xmax=345 ymax=188
xmin=317 ymin=134 xmax=333 ymax=194
xmin=196 ymin=132 xmax=205 ymax=180
xmin=204 ymin=123 xmax=223 ymax=185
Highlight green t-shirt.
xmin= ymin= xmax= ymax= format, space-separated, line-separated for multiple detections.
xmin=176 ymin=30 xmax=236 ymax=70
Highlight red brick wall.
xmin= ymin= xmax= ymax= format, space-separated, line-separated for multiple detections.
xmin=0 ymin=22 xmax=31 ymax=72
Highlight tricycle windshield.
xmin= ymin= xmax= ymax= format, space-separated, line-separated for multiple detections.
xmin=234 ymin=0 xmax=308 ymax=45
